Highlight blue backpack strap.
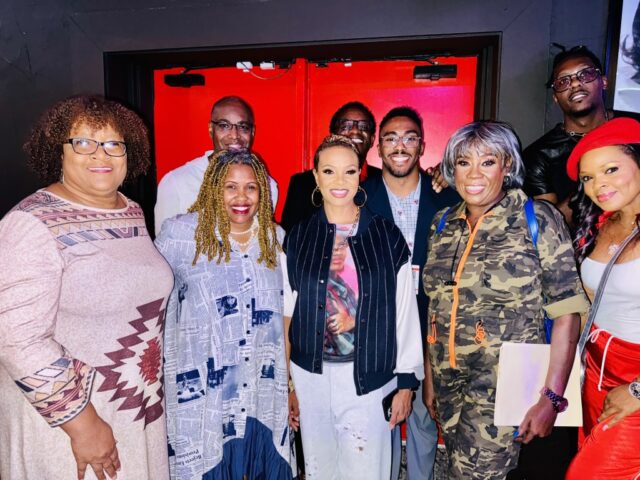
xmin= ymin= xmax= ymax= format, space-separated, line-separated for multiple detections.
xmin=436 ymin=207 xmax=453 ymax=234
xmin=524 ymin=198 xmax=539 ymax=249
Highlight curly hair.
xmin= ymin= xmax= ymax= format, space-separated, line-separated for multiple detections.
xmin=23 ymin=95 xmax=150 ymax=185
xmin=622 ymin=4 xmax=640 ymax=83
xmin=571 ymin=143 xmax=640 ymax=265
xmin=189 ymin=150 xmax=280 ymax=269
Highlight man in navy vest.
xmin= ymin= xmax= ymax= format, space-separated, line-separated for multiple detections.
xmin=363 ymin=107 xmax=459 ymax=480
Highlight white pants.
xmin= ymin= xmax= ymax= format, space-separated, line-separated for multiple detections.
xmin=291 ymin=361 xmax=395 ymax=480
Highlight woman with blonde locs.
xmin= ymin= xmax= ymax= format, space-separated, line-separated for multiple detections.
xmin=156 ymin=149 xmax=296 ymax=479
xmin=283 ymin=134 xmax=424 ymax=479
xmin=565 ymin=118 xmax=640 ymax=479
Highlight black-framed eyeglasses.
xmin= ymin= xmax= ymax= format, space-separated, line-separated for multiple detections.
xmin=211 ymin=120 xmax=254 ymax=134
xmin=550 ymin=67 xmax=601 ymax=92
xmin=338 ymin=119 xmax=372 ymax=133
xmin=381 ymin=135 xmax=422 ymax=148
xmin=66 ymin=138 xmax=127 ymax=157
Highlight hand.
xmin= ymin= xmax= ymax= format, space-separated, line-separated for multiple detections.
xmin=288 ymin=390 xmax=300 ymax=432
xmin=598 ymin=383 xmax=640 ymax=430
xmin=422 ymin=379 xmax=437 ymax=420
xmin=516 ymin=396 xmax=557 ymax=444
xmin=60 ymin=403 xmax=120 ymax=479
xmin=327 ymin=300 xmax=355 ymax=334
xmin=389 ymin=389 xmax=413 ymax=429
xmin=426 ymin=163 xmax=449 ymax=193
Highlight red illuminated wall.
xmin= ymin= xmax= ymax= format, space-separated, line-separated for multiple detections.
xmin=154 ymin=57 xmax=477 ymax=220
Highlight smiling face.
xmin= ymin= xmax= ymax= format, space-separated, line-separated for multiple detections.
xmin=378 ymin=116 xmax=424 ymax=178
xmin=222 ymin=164 xmax=260 ymax=232
xmin=552 ymin=56 xmax=607 ymax=118
xmin=578 ymin=145 xmax=640 ymax=214
xmin=334 ymin=107 xmax=375 ymax=159
xmin=61 ymin=122 xmax=127 ymax=207
xmin=453 ymin=143 xmax=510 ymax=217
xmin=208 ymin=100 xmax=255 ymax=152
xmin=313 ymin=146 xmax=361 ymax=209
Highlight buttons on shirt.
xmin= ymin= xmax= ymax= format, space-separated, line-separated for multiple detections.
xmin=318 ymin=304 xmax=324 ymax=309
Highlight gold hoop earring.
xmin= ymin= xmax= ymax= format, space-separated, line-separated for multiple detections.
xmin=355 ymin=186 xmax=368 ymax=207
xmin=311 ymin=186 xmax=323 ymax=208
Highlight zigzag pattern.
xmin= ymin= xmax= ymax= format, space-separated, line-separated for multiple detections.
xmin=94 ymin=298 xmax=167 ymax=427
xmin=13 ymin=191 xmax=148 ymax=250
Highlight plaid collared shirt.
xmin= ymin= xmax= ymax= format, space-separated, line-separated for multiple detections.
xmin=384 ymin=176 xmax=421 ymax=254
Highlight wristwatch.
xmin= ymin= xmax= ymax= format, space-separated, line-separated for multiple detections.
xmin=541 ymin=387 xmax=569 ymax=413
xmin=629 ymin=381 xmax=640 ymax=401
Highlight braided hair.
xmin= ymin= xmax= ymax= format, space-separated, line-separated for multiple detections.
xmin=189 ymin=150 xmax=280 ymax=268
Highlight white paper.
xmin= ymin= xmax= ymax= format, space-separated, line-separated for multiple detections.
xmin=494 ymin=342 xmax=582 ymax=427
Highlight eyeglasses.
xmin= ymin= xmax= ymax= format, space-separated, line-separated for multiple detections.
xmin=338 ymin=119 xmax=372 ymax=133
xmin=550 ymin=67 xmax=601 ymax=92
xmin=211 ymin=120 xmax=254 ymax=134
xmin=66 ymin=138 xmax=127 ymax=157
xmin=381 ymin=135 xmax=422 ymax=148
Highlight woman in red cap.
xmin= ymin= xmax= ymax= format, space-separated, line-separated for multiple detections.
xmin=565 ymin=117 xmax=640 ymax=479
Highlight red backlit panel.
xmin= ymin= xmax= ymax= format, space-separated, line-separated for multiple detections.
xmin=153 ymin=57 xmax=476 ymax=220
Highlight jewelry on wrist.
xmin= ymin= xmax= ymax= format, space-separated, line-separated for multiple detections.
xmin=629 ymin=381 xmax=640 ymax=401
xmin=288 ymin=378 xmax=295 ymax=394
xmin=541 ymin=386 xmax=569 ymax=413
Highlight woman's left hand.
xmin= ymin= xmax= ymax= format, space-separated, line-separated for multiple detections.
xmin=516 ymin=396 xmax=557 ymax=443
xmin=288 ymin=390 xmax=300 ymax=432
xmin=389 ymin=389 xmax=413 ymax=429
xmin=598 ymin=383 xmax=640 ymax=429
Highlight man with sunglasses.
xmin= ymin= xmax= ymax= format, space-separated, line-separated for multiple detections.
xmin=280 ymin=101 xmax=380 ymax=232
xmin=154 ymin=95 xmax=278 ymax=235
xmin=363 ymin=107 xmax=459 ymax=480
xmin=522 ymin=46 xmax=610 ymax=226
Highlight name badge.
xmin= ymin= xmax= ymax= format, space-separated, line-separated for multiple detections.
xmin=412 ymin=265 xmax=421 ymax=296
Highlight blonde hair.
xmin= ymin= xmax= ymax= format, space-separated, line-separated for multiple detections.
xmin=189 ymin=150 xmax=280 ymax=268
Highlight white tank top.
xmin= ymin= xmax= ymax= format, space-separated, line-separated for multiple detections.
xmin=581 ymin=257 xmax=640 ymax=343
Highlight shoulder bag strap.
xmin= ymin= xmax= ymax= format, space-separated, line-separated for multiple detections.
xmin=578 ymin=226 xmax=640 ymax=354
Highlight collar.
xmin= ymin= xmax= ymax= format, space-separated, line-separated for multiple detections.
xmin=451 ymin=188 xmax=524 ymax=221
xmin=382 ymin=175 xmax=422 ymax=204
xmin=316 ymin=205 xmax=374 ymax=237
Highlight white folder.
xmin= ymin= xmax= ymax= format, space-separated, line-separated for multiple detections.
xmin=494 ymin=342 xmax=583 ymax=427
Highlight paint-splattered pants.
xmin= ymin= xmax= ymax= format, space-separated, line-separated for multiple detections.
xmin=291 ymin=361 xmax=395 ymax=480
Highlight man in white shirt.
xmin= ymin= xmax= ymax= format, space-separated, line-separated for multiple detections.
xmin=154 ymin=95 xmax=278 ymax=235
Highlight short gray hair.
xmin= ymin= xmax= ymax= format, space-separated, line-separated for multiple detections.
xmin=441 ymin=121 xmax=525 ymax=191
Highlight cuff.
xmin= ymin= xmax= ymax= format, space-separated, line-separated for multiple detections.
xmin=545 ymin=293 xmax=590 ymax=319
xmin=397 ymin=373 xmax=420 ymax=391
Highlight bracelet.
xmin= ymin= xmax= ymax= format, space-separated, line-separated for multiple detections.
xmin=629 ymin=381 xmax=640 ymax=401
xmin=288 ymin=379 xmax=295 ymax=394
xmin=541 ymin=387 xmax=569 ymax=413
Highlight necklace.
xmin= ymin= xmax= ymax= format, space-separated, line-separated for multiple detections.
xmin=230 ymin=229 xmax=256 ymax=249
xmin=563 ymin=111 xmax=610 ymax=137
xmin=333 ymin=207 xmax=361 ymax=252
xmin=603 ymin=213 xmax=638 ymax=255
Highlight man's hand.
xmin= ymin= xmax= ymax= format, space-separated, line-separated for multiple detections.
xmin=598 ymin=383 xmax=640 ymax=430
xmin=389 ymin=389 xmax=413 ymax=429
xmin=426 ymin=163 xmax=449 ymax=193
xmin=60 ymin=403 xmax=120 ymax=480
xmin=516 ymin=396 xmax=557 ymax=444
xmin=288 ymin=390 xmax=300 ymax=432
xmin=422 ymin=379 xmax=437 ymax=420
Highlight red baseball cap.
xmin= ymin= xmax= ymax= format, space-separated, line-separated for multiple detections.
xmin=566 ymin=117 xmax=640 ymax=181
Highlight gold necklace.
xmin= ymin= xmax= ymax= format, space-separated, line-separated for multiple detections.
xmin=333 ymin=207 xmax=360 ymax=252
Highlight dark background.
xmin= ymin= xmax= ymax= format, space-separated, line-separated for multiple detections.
xmin=0 ymin=0 xmax=612 ymax=216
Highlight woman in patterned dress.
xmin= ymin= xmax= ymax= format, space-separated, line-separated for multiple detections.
xmin=156 ymin=150 xmax=296 ymax=479
xmin=0 ymin=95 xmax=174 ymax=480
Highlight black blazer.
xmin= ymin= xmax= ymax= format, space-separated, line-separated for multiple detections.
xmin=281 ymin=165 xmax=382 ymax=233
xmin=362 ymin=171 xmax=459 ymax=339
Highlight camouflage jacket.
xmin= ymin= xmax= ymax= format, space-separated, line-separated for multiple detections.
xmin=422 ymin=188 xmax=589 ymax=368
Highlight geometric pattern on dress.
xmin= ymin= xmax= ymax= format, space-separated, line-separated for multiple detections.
xmin=16 ymin=356 xmax=96 ymax=427
xmin=13 ymin=191 xmax=148 ymax=250
xmin=94 ymin=297 xmax=167 ymax=427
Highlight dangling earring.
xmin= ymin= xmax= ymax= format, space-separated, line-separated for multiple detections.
xmin=502 ymin=174 xmax=512 ymax=190
xmin=60 ymin=172 xmax=65 ymax=184
xmin=311 ymin=186 xmax=323 ymax=208
xmin=355 ymin=186 xmax=368 ymax=207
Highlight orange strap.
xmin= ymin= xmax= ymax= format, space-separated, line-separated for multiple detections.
xmin=448 ymin=216 xmax=487 ymax=368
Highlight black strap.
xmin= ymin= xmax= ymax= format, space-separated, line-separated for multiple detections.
xmin=578 ymin=226 xmax=640 ymax=354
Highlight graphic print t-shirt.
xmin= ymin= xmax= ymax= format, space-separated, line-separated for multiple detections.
xmin=323 ymin=224 xmax=359 ymax=362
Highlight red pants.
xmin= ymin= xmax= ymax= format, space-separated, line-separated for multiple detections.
xmin=566 ymin=326 xmax=640 ymax=479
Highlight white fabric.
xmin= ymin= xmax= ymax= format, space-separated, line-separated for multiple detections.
xmin=581 ymin=257 xmax=640 ymax=343
xmin=282 ymin=255 xmax=424 ymax=382
xmin=290 ymin=361 xmax=395 ymax=480
xmin=154 ymin=150 xmax=279 ymax=235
